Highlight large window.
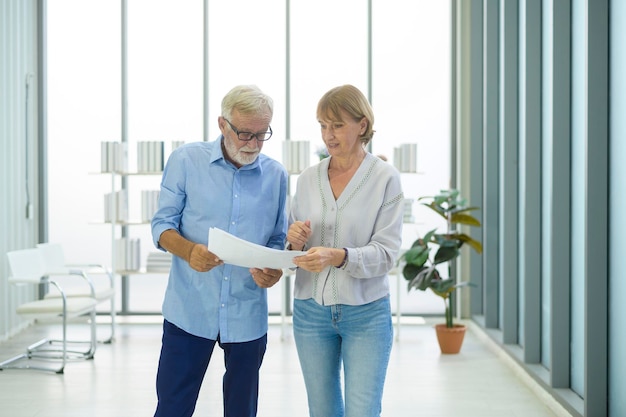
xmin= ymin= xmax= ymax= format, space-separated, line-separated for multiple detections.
xmin=47 ymin=0 xmax=451 ymax=315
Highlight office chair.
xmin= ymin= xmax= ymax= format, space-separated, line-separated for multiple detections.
xmin=36 ymin=243 xmax=116 ymax=343
xmin=0 ymin=248 xmax=98 ymax=374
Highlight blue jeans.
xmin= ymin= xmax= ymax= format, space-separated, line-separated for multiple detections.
xmin=293 ymin=296 xmax=393 ymax=417
xmin=154 ymin=320 xmax=267 ymax=417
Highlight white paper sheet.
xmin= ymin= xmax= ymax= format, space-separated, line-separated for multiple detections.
xmin=207 ymin=227 xmax=306 ymax=269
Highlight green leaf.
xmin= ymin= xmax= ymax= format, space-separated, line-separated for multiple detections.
xmin=437 ymin=189 xmax=459 ymax=200
xmin=451 ymin=206 xmax=480 ymax=215
xmin=429 ymin=279 xmax=456 ymax=299
xmin=422 ymin=228 xmax=437 ymax=243
xmin=432 ymin=234 xmax=461 ymax=248
xmin=402 ymin=263 xmax=425 ymax=281
xmin=420 ymin=201 xmax=447 ymax=219
xmin=455 ymin=233 xmax=483 ymax=254
xmin=429 ymin=279 xmax=476 ymax=299
xmin=408 ymin=266 xmax=437 ymax=291
xmin=403 ymin=244 xmax=430 ymax=267
xmin=450 ymin=213 xmax=480 ymax=227
xmin=433 ymin=245 xmax=459 ymax=264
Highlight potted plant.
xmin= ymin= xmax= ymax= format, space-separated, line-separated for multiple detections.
xmin=401 ymin=189 xmax=482 ymax=353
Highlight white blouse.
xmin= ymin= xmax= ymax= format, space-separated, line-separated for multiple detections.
xmin=289 ymin=152 xmax=405 ymax=306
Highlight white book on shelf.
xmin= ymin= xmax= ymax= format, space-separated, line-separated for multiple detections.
xmin=394 ymin=143 xmax=418 ymax=173
xmin=283 ymin=140 xmax=310 ymax=174
xmin=115 ymin=142 xmax=128 ymax=173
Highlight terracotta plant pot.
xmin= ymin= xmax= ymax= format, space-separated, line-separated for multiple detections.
xmin=434 ymin=323 xmax=466 ymax=354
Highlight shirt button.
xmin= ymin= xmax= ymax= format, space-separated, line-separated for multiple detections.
xmin=224 ymin=276 xmax=229 ymax=280
xmin=221 ymin=303 xmax=225 ymax=308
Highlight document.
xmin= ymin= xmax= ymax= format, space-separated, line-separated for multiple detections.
xmin=207 ymin=227 xmax=306 ymax=269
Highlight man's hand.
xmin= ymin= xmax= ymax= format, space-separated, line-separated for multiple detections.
xmin=250 ymin=267 xmax=283 ymax=288
xmin=188 ymin=244 xmax=223 ymax=272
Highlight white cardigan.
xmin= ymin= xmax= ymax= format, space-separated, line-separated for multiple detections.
xmin=289 ymin=153 xmax=405 ymax=306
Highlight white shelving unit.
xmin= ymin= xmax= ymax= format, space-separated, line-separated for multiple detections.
xmin=105 ymin=171 xmax=163 ymax=276
xmin=96 ymin=141 xmax=172 ymax=314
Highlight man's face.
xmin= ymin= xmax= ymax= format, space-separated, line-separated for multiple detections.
xmin=219 ymin=110 xmax=272 ymax=167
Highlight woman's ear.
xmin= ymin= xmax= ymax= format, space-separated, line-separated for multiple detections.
xmin=360 ymin=117 xmax=368 ymax=134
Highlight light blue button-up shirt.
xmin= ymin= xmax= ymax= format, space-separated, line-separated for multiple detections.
xmin=151 ymin=138 xmax=288 ymax=342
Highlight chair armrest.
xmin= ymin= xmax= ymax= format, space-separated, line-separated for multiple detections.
xmin=65 ymin=264 xmax=114 ymax=287
xmin=45 ymin=270 xmax=97 ymax=299
xmin=9 ymin=276 xmax=71 ymax=303
xmin=8 ymin=276 xmax=47 ymax=285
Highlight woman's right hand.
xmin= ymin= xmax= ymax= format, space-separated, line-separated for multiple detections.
xmin=287 ymin=220 xmax=312 ymax=251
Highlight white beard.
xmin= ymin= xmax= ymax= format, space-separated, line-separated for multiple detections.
xmin=223 ymin=138 xmax=260 ymax=166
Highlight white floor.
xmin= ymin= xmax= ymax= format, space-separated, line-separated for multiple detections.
xmin=0 ymin=316 xmax=572 ymax=417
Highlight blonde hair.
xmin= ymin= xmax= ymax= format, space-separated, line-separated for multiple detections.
xmin=221 ymin=85 xmax=274 ymax=120
xmin=316 ymin=84 xmax=375 ymax=146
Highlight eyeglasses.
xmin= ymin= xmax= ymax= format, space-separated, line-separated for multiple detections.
xmin=224 ymin=118 xmax=273 ymax=141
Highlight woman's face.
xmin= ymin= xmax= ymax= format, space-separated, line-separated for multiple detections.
xmin=318 ymin=109 xmax=367 ymax=158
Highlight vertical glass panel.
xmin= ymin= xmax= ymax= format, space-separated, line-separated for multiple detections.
xmin=290 ymin=0 xmax=368 ymax=156
xmin=570 ymin=0 xmax=585 ymax=397
xmin=123 ymin=1 xmax=204 ymax=313
xmin=518 ymin=0 xmax=529 ymax=343
xmin=610 ymin=1 xmax=626 ymax=414
xmin=125 ymin=0 xmax=204 ymax=175
xmin=372 ymin=0 xmax=451 ymax=182
xmin=372 ymin=0 xmax=451 ymax=315
xmin=127 ymin=0 xmax=204 ymax=146
xmin=207 ymin=0 xmax=286 ymax=162
xmin=540 ymin=0 xmax=553 ymax=369
xmin=47 ymin=0 xmax=121 ymax=275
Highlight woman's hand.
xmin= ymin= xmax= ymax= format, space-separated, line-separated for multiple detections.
xmin=287 ymin=220 xmax=312 ymax=251
xmin=250 ymin=267 xmax=283 ymax=288
xmin=293 ymin=247 xmax=345 ymax=273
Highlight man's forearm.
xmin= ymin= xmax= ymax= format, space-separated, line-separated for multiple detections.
xmin=158 ymin=229 xmax=196 ymax=263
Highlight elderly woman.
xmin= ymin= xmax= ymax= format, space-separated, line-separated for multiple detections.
xmin=287 ymin=84 xmax=405 ymax=417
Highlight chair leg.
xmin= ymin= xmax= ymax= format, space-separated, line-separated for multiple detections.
xmin=0 ymin=309 xmax=97 ymax=373
xmin=87 ymin=308 xmax=97 ymax=357
xmin=98 ymin=298 xmax=116 ymax=344
xmin=26 ymin=319 xmax=96 ymax=360
xmin=109 ymin=297 xmax=116 ymax=342
xmin=0 ymin=352 xmax=65 ymax=374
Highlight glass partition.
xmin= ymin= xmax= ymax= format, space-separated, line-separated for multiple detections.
xmin=47 ymin=0 xmax=451 ymax=315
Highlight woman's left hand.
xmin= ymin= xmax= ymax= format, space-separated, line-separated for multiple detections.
xmin=293 ymin=247 xmax=342 ymax=273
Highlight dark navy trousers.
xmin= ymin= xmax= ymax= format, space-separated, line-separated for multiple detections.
xmin=154 ymin=320 xmax=267 ymax=417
